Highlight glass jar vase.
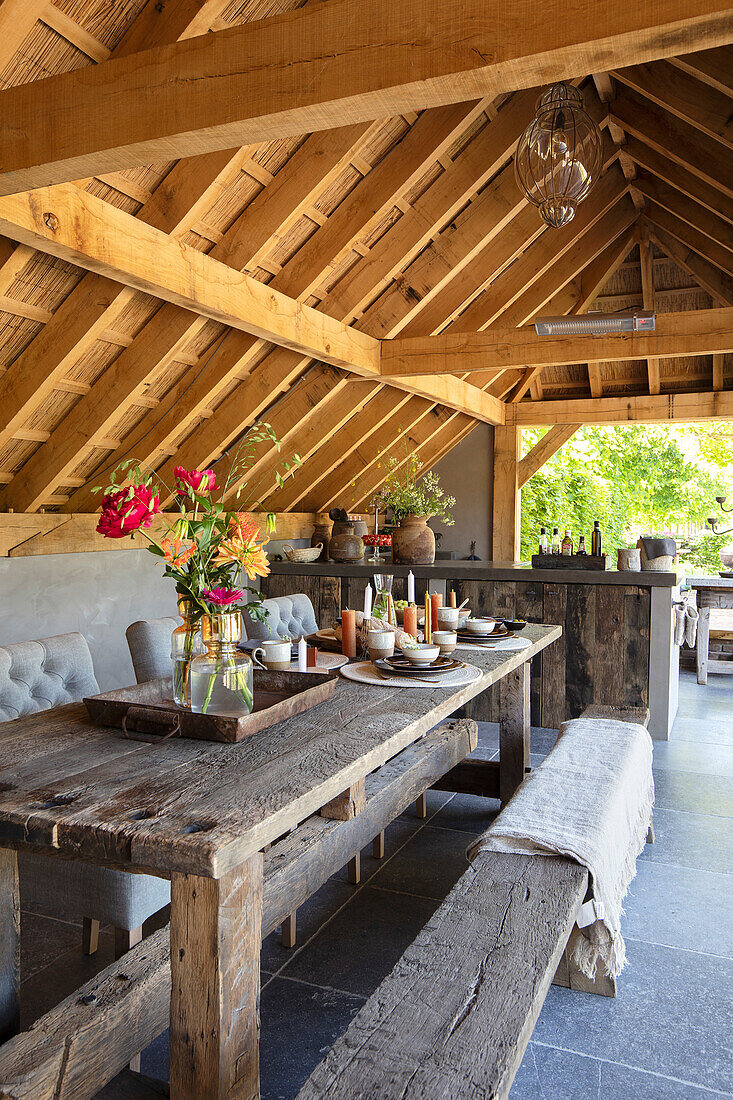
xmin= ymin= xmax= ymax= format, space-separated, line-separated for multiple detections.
xmin=189 ymin=611 xmax=253 ymax=717
xmin=171 ymin=598 xmax=203 ymax=707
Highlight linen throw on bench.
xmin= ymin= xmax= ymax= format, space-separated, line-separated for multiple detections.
xmin=467 ymin=718 xmax=654 ymax=979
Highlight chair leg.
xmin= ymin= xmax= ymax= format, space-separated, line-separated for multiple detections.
xmin=646 ymin=821 xmax=655 ymax=844
xmin=115 ymin=926 xmax=144 ymax=1071
xmin=281 ymin=911 xmax=297 ymax=948
xmin=416 ymin=793 xmax=427 ymax=819
xmin=372 ymin=832 xmax=385 ymax=859
xmin=82 ymin=917 xmax=100 ymax=956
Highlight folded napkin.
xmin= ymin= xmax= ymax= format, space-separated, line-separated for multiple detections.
xmin=467 ymin=717 xmax=654 ymax=979
xmin=674 ymin=605 xmax=686 ymax=646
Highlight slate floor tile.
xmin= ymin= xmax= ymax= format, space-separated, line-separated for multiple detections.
xmin=638 ymin=805 xmax=733 ymax=874
xmin=532 ymin=939 xmax=733 ymax=1094
xmin=652 ymin=740 xmax=733 ymax=776
xmin=428 ymin=790 xmax=501 ymax=833
xmin=367 ymin=822 xmax=476 ymax=898
xmin=598 ymin=1059 xmax=733 ymax=1099
xmin=623 ymin=860 xmax=733 ymax=958
xmin=510 ymin=1043 xmax=601 ymax=1098
xmin=260 ymin=978 xmax=365 ymax=1100
xmin=653 ymin=767 xmax=733 ymax=818
xmin=261 ymin=879 xmax=354 ymax=973
xmin=278 ymin=884 xmax=438 ymax=997
xmin=671 ymin=715 xmax=733 ymax=746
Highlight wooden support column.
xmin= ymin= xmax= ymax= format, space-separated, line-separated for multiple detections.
xmin=499 ymin=663 xmax=531 ymax=803
xmin=492 ymin=424 xmax=521 ymax=562
xmin=0 ymin=847 xmax=19 ymax=1043
xmin=638 ymin=225 xmax=660 ymax=394
xmin=170 ymin=855 xmax=263 ymax=1100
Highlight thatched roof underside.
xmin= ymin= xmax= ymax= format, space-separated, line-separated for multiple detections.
xmin=0 ymin=0 xmax=730 ymax=516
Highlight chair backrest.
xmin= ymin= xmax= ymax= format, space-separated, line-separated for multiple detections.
xmin=0 ymin=633 xmax=99 ymax=723
xmin=126 ymin=617 xmax=178 ymax=683
xmin=243 ymin=594 xmax=318 ymax=641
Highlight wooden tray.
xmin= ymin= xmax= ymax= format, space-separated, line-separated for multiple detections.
xmin=531 ymin=553 xmax=607 ymax=570
xmin=84 ymin=669 xmax=339 ymax=744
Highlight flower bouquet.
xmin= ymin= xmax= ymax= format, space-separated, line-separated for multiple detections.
xmin=94 ymin=427 xmax=300 ymax=715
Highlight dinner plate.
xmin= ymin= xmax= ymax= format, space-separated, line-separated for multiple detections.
xmin=376 ymin=656 xmax=463 ymax=676
xmin=457 ymin=627 xmax=512 ymax=642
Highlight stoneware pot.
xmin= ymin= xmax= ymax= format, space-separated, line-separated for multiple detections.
xmin=391 ymin=514 xmax=436 ymax=565
xmin=329 ymin=523 xmax=365 ymax=562
xmin=311 ymin=521 xmax=332 ymax=561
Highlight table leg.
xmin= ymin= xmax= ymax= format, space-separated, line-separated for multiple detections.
xmin=697 ymin=606 xmax=710 ymax=685
xmin=499 ymin=662 xmax=531 ymax=804
xmin=0 ymin=847 xmax=20 ymax=1042
xmin=170 ymin=854 xmax=263 ymax=1100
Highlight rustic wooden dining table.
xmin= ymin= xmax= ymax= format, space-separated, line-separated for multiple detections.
xmin=0 ymin=623 xmax=560 ymax=1100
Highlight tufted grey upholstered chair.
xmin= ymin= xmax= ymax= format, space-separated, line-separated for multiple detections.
xmin=242 ymin=593 xmax=319 ymax=641
xmin=125 ymin=617 xmax=178 ymax=683
xmin=0 ymin=633 xmax=170 ymax=969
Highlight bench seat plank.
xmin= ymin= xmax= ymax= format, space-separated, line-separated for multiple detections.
xmin=297 ymin=851 xmax=587 ymax=1100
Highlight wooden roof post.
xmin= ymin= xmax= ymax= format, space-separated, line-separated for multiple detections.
xmin=492 ymin=423 xmax=521 ymax=562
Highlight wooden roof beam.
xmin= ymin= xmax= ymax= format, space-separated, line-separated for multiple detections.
xmin=0 ymin=0 xmax=730 ymax=195
xmin=380 ymin=307 xmax=733 ymax=376
xmin=610 ymin=88 xmax=733 ymax=199
xmin=508 ymin=390 xmax=733 ymax=425
xmin=622 ymin=136 xmax=733 ymax=225
xmin=645 ymin=219 xmax=733 ymax=306
xmin=668 ymin=44 xmax=733 ymax=95
xmin=518 ymin=426 xmax=579 ymax=487
xmin=644 ymin=202 xmax=733 ymax=280
xmin=611 ymin=59 xmax=733 ymax=149
xmin=634 ymin=173 xmax=733 ymax=256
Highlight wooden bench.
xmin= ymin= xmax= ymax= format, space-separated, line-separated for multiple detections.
xmin=0 ymin=720 xmax=478 ymax=1100
xmin=294 ymin=704 xmax=651 ymax=1100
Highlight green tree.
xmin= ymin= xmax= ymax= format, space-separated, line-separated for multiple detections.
xmin=520 ymin=424 xmax=733 ymax=572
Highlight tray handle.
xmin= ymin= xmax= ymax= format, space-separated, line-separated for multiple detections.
xmin=122 ymin=704 xmax=181 ymax=743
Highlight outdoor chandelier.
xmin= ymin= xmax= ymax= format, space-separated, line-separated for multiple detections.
xmin=515 ymin=83 xmax=603 ymax=228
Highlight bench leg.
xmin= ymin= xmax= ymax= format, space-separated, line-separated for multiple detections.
xmin=320 ymin=780 xmax=366 ymax=820
xmin=83 ymin=917 xmax=101 ymax=956
xmin=348 ymin=854 xmax=361 ymax=885
xmin=372 ymin=832 xmax=385 ymax=859
xmin=115 ymin=925 xmax=144 ymax=1072
xmin=697 ymin=607 xmax=710 ymax=685
xmin=553 ymin=946 xmax=617 ymax=998
xmin=170 ymin=855 xmax=263 ymax=1100
xmin=415 ymin=792 xmax=427 ymax=818
xmin=499 ymin=662 xmax=531 ymax=803
xmin=0 ymin=848 xmax=19 ymax=1043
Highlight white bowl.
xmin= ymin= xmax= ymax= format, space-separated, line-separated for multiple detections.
xmin=401 ymin=643 xmax=440 ymax=664
xmin=465 ymin=617 xmax=496 ymax=634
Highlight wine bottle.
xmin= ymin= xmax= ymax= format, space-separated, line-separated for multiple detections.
xmin=592 ymin=520 xmax=602 ymax=556
xmin=577 ymin=535 xmax=588 ymax=556
xmin=539 ymin=526 xmax=547 ymax=553
xmin=561 ymin=529 xmax=573 ymax=555
xmin=551 ymin=527 xmax=560 ymax=555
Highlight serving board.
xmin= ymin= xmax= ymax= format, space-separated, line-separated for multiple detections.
xmin=531 ymin=553 xmax=607 ymax=570
xmin=84 ymin=669 xmax=339 ymax=743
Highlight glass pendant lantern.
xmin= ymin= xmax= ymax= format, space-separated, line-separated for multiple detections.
xmin=515 ymin=83 xmax=603 ymax=228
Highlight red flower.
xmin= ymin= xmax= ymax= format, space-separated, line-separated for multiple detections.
xmin=174 ymin=466 xmax=218 ymax=493
xmin=96 ymin=485 xmax=160 ymax=539
xmin=201 ymin=587 xmax=244 ymax=607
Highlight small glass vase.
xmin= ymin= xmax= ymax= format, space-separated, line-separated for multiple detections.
xmin=189 ymin=612 xmax=253 ymax=717
xmin=171 ymin=598 xmax=203 ymax=708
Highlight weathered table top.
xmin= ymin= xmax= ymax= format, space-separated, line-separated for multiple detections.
xmin=686 ymin=576 xmax=733 ymax=590
xmin=0 ymin=624 xmax=559 ymax=880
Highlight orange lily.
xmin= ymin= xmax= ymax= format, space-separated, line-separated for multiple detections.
xmin=161 ymin=536 xmax=196 ymax=569
xmin=214 ymin=518 xmax=270 ymax=579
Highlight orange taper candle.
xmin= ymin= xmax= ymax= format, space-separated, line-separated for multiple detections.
xmin=403 ymin=605 xmax=418 ymax=640
xmin=342 ymin=609 xmax=357 ymax=659
xmin=450 ymin=589 xmax=457 ymax=608
xmin=430 ymin=592 xmax=442 ymax=633
xmin=424 ymin=593 xmax=431 ymax=643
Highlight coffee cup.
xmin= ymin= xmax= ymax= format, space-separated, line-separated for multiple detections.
xmin=367 ymin=628 xmax=394 ymax=662
xmin=252 ymin=639 xmax=292 ymax=671
xmin=432 ymin=629 xmax=457 ymax=654
xmin=436 ymin=607 xmax=459 ymax=630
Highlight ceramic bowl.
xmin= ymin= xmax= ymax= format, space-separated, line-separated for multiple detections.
xmin=465 ymin=617 xmax=496 ymax=634
xmin=501 ymin=618 xmax=527 ymax=631
xmin=432 ymin=630 xmax=457 ymax=654
xmin=457 ymin=608 xmax=471 ymax=625
xmin=400 ymin=642 xmax=440 ymax=665
xmin=436 ymin=607 xmax=460 ymax=629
